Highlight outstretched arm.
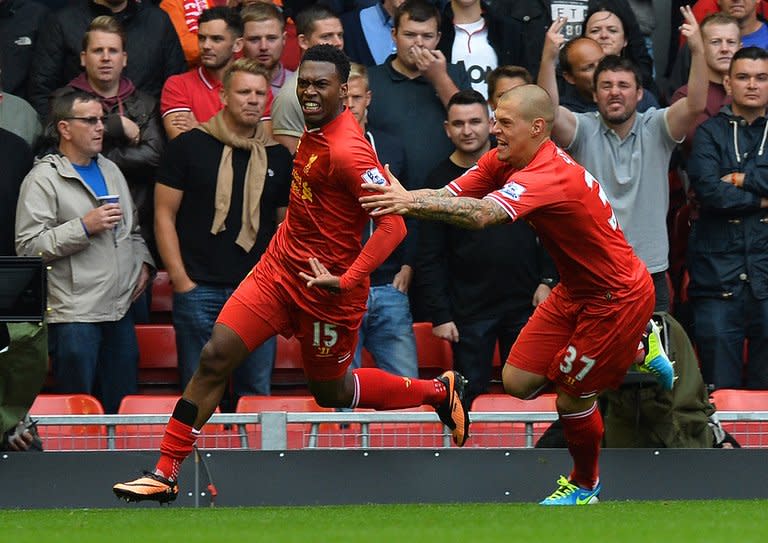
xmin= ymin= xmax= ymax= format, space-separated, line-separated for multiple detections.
xmin=666 ymin=5 xmax=707 ymax=141
xmin=360 ymin=165 xmax=509 ymax=229
xmin=537 ymin=17 xmax=577 ymax=147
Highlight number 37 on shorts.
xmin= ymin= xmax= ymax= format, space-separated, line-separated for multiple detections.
xmin=560 ymin=345 xmax=596 ymax=382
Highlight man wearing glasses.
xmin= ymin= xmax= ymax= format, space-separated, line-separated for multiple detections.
xmin=14 ymin=90 xmax=155 ymax=414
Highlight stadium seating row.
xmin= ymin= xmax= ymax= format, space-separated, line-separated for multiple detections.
xmin=29 ymin=389 xmax=768 ymax=451
xmin=135 ymin=321 xmax=474 ymax=392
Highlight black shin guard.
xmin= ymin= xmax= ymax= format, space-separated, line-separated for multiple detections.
xmin=172 ymin=398 xmax=199 ymax=427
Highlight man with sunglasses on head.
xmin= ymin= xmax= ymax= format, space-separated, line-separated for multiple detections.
xmin=14 ymin=89 xmax=154 ymax=415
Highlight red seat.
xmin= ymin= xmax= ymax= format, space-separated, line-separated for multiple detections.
xmin=413 ymin=322 xmax=453 ymax=378
xmin=362 ymin=405 xmax=445 ymax=448
xmin=272 ymin=335 xmax=307 ymax=389
xmin=236 ymin=395 xmax=336 ymax=449
xmin=135 ymin=324 xmax=179 ymax=390
xmin=150 ymin=270 xmax=173 ymax=313
xmin=115 ymin=395 xmax=238 ymax=450
xmin=469 ymin=393 xmax=557 ymax=448
xmin=711 ymin=389 xmax=768 ymax=448
xmin=29 ymin=394 xmax=107 ymax=450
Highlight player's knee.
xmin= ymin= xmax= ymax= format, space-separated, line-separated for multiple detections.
xmin=197 ymin=339 xmax=237 ymax=381
xmin=501 ymin=365 xmax=528 ymax=399
xmin=502 ymin=363 xmax=546 ymax=399
xmin=308 ymin=378 xmax=353 ymax=408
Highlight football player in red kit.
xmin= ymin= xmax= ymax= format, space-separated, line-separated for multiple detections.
xmin=360 ymin=84 xmax=674 ymax=506
xmin=113 ymin=45 xmax=469 ymax=504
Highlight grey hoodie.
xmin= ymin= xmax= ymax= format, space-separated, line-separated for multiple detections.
xmin=15 ymin=153 xmax=154 ymax=323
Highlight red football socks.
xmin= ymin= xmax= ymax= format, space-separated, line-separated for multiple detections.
xmin=155 ymin=417 xmax=199 ymax=481
xmin=560 ymin=402 xmax=603 ymax=490
xmin=351 ymin=368 xmax=447 ymax=409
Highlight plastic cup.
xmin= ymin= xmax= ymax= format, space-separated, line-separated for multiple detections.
xmin=97 ymin=194 xmax=120 ymax=206
xmin=97 ymin=195 xmax=120 ymax=244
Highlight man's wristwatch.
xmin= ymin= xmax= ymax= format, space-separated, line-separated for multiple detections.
xmin=540 ymin=277 xmax=557 ymax=288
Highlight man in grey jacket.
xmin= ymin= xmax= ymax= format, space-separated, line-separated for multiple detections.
xmin=15 ymin=90 xmax=154 ymax=414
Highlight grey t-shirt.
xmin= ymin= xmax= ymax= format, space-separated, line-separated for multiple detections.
xmin=566 ymin=108 xmax=680 ymax=273
xmin=271 ymin=73 xmax=303 ymax=139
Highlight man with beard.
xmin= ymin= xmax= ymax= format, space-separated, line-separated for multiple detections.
xmin=161 ymin=6 xmax=268 ymax=140
xmin=537 ymin=7 xmax=708 ymax=312
xmin=241 ymin=2 xmax=294 ymax=99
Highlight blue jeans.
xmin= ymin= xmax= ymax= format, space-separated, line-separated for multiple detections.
xmin=692 ymin=291 xmax=768 ymax=390
xmin=172 ymin=284 xmax=275 ymax=398
xmin=352 ymin=285 xmax=418 ymax=377
xmin=453 ymin=311 xmax=531 ymax=406
xmin=48 ymin=314 xmax=138 ymax=414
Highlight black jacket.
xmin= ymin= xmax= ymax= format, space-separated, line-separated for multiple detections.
xmin=0 ymin=128 xmax=32 ymax=256
xmin=687 ymin=107 xmax=768 ymax=300
xmin=28 ymin=0 xmax=186 ymax=117
xmin=418 ymin=157 xmax=558 ymax=325
xmin=0 ymin=0 xmax=49 ymax=99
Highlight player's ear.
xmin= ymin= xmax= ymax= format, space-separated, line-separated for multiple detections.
xmin=340 ymin=82 xmax=348 ymax=100
xmin=530 ymin=118 xmax=545 ymax=136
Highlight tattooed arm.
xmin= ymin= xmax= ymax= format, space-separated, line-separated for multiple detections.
xmin=406 ymin=192 xmax=509 ymax=229
xmin=360 ymin=165 xmax=510 ymax=229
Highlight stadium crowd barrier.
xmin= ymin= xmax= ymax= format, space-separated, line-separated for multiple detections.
xmin=26 ymin=410 xmax=768 ymax=452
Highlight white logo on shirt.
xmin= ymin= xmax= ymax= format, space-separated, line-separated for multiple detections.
xmin=500 ymin=181 xmax=526 ymax=201
xmin=361 ymin=168 xmax=387 ymax=186
xmin=14 ymin=36 xmax=32 ymax=46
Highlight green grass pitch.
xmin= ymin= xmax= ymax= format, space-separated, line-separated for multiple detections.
xmin=2 ymin=501 xmax=765 ymax=543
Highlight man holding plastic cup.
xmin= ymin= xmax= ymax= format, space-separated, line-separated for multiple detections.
xmin=14 ymin=90 xmax=155 ymax=414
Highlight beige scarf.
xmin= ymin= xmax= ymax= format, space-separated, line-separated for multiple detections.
xmin=197 ymin=111 xmax=273 ymax=252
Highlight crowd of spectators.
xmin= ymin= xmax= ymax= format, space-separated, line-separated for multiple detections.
xmin=2 ymin=0 xmax=767 ymax=449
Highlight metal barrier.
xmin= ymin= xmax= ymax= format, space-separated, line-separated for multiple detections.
xmin=26 ymin=411 xmax=768 ymax=451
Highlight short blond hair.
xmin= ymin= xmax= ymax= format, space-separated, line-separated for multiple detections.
xmin=222 ymin=58 xmax=271 ymax=89
xmin=348 ymin=62 xmax=368 ymax=86
xmin=82 ymin=15 xmax=125 ymax=51
xmin=241 ymin=1 xmax=285 ymax=30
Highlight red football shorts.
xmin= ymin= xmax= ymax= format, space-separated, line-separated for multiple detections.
xmin=217 ymin=263 xmax=361 ymax=382
xmin=506 ymin=275 xmax=655 ymax=397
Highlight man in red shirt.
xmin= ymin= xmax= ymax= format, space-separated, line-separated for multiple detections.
xmin=113 ymin=45 xmax=469 ymax=504
xmin=160 ymin=6 xmax=243 ymax=139
xmin=360 ymin=83 xmax=674 ymax=505
xmin=160 ymin=6 xmax=271 ymax=139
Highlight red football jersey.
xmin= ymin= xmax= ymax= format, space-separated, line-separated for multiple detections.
xmin=448 ymin=140 xmax=646 ymax=297
xmin=265 ymin=108 xmax=403 ymax=324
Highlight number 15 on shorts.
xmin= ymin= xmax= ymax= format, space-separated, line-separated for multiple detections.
xmin=560 ymin=345 xmax=595 ymax=381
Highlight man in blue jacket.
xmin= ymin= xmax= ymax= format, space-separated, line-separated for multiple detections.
xmin=688 ymin=46 xmax=768 ymax=390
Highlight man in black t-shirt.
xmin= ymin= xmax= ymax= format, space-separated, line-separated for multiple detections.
xmin=418 ymin=89 xmax=558 ymax=406
xmin=155 ymin=59 xmax=292 ymax=402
